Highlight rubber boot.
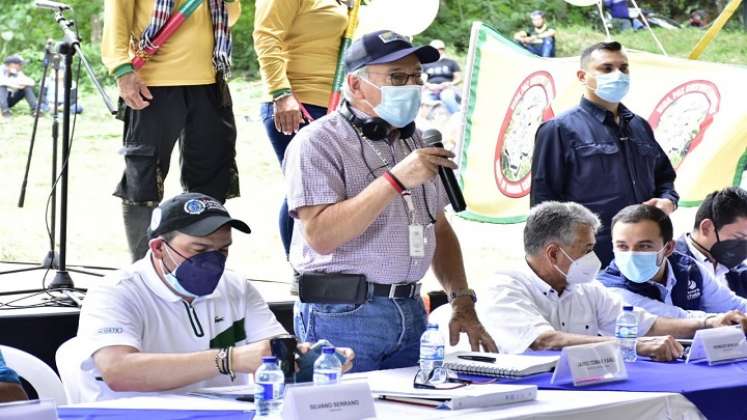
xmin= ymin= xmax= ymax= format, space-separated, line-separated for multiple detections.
xmin=122 ymin=202 xmax=155 ymax=262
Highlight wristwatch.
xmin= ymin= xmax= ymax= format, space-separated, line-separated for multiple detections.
xmin=448 ymin=288 xmax=477 ymax=304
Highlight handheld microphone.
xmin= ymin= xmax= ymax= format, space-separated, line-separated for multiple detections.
xmin=34 ymin=0 xmax=72 ymax=11
xmin=422 ymin=129 xmax=466 ymax=212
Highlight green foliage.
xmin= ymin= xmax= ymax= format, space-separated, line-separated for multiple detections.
xmin=557 ymin=25 xmax=747 ymax=65
xmin=0 ymin=0 xmax=744 ymax=85
xmin=416 ymin=0 xmax=746 ymax=54
xmin=0 ymin=0 xmax=108 ymax=88
xmin=415 ymin=0 xmax=590 ymax=51
xmin=232 ymin=0 xmax=258 ymax=79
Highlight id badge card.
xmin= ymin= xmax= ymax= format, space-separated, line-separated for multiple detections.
xmin=409 ymin=224 xmax=425 ymax=258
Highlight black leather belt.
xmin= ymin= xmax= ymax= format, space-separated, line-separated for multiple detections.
xmin=371 ymin=283 xmax=422 ymax=299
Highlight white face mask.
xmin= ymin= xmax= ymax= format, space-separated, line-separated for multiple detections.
xmin=553 ymin=248 xmax=602 ymax=285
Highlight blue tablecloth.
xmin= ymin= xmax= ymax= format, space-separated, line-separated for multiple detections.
xmin=498 ymin=351 xmax=747 ymax=420
xmin=57 ymin=408 xmax=254 ymax=420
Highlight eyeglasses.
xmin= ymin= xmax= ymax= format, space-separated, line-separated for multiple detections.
xmin=365 ymin=71 xmax=424 ymax=86
xmin=413 ymin=367 xmax=472 ymax=390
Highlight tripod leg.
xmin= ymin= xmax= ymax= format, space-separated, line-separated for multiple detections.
xmin=122 ymin=202 xmax=155 ymax=262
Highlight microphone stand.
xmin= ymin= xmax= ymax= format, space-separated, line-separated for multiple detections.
xmin=0 ymin=8 xmax=117 ymax=304
xmin=1 ymin=43 xmax=60 ymax=275
xmin=49 ymin=10 xmax=117 ymax=290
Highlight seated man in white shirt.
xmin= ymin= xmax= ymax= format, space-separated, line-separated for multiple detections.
xmin=598 ymin=204 xmax=747 ymax=318
xmin=677 ymin=187 xmax=747 ymax=298
xmin=477 ymin=201 xmax=747 ymax=361
xmin=77 ymin=193 xmax=353 ymax=401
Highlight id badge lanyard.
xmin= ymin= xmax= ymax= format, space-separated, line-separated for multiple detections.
xmin=363 ymin=137 xmax=425 ymax=258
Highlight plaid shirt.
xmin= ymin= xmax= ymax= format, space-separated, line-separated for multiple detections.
xmin=283 ymin=110 xmax=448 ymax=284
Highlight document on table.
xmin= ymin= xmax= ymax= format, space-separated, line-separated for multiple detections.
xmin=359 ymin=367 xmax=537 ymax=410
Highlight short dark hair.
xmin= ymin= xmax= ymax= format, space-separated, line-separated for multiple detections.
xmin=694 ymin=187 xmax=747 ymax=231
xmin=580 ymin=41 xmax=623 ymax=69
xmin=612 ymin=204 xmax=673 ymax=243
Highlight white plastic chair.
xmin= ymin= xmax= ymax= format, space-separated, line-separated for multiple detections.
xmin=0 ymin=345 xmax=66 ymax=405
xmin=55 ymin=337 xmax=96 ymax=404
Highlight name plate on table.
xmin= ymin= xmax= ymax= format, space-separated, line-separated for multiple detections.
xmin=686 ymin=326 xmax=747 ymax=365
xmin=551 ymin=341 xmax=628 ymax=386
xmin=282 ymin=381 xmax=376 ymax=420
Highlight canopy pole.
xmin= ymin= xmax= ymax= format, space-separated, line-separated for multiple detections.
xmin=689 ymin=0 xmax=743 ymax=60
xmin=629 ymin=0 xmax=668 ymax=56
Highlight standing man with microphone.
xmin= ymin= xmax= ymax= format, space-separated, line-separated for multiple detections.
xmin=102 ymin=0 xmax=241 ymax=261
xmin=283 ymin=30 xmax=496 ymax=373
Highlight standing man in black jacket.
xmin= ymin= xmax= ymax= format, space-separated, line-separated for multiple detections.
xmin=530 ymin=41 xmax=678 ymax=266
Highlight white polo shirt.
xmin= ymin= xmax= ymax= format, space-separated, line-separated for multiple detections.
xmin=77 ymin=252 xmax=287 ymax=402
xmin=476 ymin=260 xmax=657 ymax=354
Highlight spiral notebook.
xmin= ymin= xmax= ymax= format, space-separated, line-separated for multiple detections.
xmin=444 ymin=351 xmax=559 ymax=378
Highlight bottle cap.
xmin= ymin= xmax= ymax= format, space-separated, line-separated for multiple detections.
xmin=262 ymin=356 xmax=278 ymax=363
xmin=623 ymin=305 xmax=634 ymax=311
xmin=322 ymin=346 xmax=336 ymax=354
xmin=427 ymin=323 xmax=439 ymax=329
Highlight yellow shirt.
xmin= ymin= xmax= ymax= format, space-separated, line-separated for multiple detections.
xmin=253 ymin=0 xmax=348 ymax=107
xmin=102 ymin=0 xmax=240 ymax=86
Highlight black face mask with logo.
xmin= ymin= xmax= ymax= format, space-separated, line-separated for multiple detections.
xmin=707 ymin=194 xmax=747 ymax=269
xmin=711 ymin=231 xmax=747 ymax=270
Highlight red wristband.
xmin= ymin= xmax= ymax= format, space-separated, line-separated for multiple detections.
xmin=383 ymin=171 xmax=405 ymax=194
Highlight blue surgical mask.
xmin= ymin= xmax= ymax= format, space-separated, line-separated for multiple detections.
xmin=362 ymin=77 xmax=421 ymax=128
xmin=161 ymin=243 xmax=226 ymax=298
xmin=593 ymin=71 xmax=630 ymax=103
xmin=613 ymin=249 xmax=664 ymax=283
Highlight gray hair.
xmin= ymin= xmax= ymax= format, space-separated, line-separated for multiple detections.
xmin=341 ymin=67 xmax=368 ymax=103
xmin=524 ymin=201 xmax=601 ymax=256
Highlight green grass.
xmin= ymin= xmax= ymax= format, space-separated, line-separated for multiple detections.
xmin=556 ymin=25 xmax=747 ymax=65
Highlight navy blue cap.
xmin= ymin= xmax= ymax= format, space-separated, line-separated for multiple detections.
xmin=147 ymin=192 xmax=250 ymax=239
xmin=3 ymin=55 xmax=24 ymax=65
xmin=344 ymin=30 xmax=439 ymax=72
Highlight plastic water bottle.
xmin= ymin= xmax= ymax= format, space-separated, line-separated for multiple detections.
xmin=313 ymin=346 xmax=342 ymax=385
xmin=419 ymin=323 xmax=446 ymax=384
xmin=615 ymin=306 xmax=638 ymax=362
xmin=254 ymin=356 xmax=284 ymax=417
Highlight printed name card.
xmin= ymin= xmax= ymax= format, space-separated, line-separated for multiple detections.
xmin=551 ymin=341 xmax=628 ymax=386
xmin=686 ymin=326 xmax=747 ymax=365
xmin=282 ymin=381 xmax=376 ymax=420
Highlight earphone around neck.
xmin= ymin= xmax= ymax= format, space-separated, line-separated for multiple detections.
xmin=338 ymin=100 xmax=415 ymax=141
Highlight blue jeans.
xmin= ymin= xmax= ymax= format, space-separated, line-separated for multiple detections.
xmin=523 ymin=37 xmax=556 ymax=58
xmin=260 ymin=102 xmax=328 ymax=257
xmin=294 ymin=297 xmax=427 ymax=373
xmin=427 ymin=88 xmax=461 ymax=114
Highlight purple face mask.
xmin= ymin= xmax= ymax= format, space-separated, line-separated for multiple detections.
xmin=162 ymin=243 xmax=226 ymax=298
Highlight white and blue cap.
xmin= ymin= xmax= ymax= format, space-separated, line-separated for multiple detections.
xmin=147 ymin=192 xmax=250 ymax=239
xmin=344 ymin=30 xmax=439 ymax=72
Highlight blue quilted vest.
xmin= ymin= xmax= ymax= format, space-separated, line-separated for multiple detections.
xmin=599 ymin=251 xmax=704 ymax=311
